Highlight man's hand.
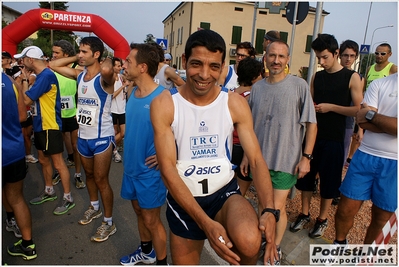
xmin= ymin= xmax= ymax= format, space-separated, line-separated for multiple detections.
xmin=356 ymin=102 xmax=371 ymax=124
xmin=239 ymin=154 xmax=249 ymax=178
xmin=314 ymin=103 xmax=334 ymax=113
xmin=203 ymin=220 xmax=241 ymax=265
xmin=259 ymin=213 xmax=277 ymax=265
xmin=145 ymin=155 xmax=158 ymax=170
xmin=295 ymin=157 xmax=311 ymax=179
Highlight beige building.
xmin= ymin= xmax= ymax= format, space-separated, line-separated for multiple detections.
xmin=162 ymin=2 xmax=329 ymax=77
xmin=2 ymin=4 xmax=38 ymax=39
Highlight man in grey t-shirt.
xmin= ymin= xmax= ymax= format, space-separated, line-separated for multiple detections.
xmin=243 ymin=40 xmax=317 ymax=264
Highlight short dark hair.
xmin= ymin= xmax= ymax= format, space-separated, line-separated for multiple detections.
xmin=112 ymin=57 xmax=122 ymax=66
xmin=237 ymin=57 xmax=262 ymax=86
xmin=148 ymin=43 xmax=165 ymax=63
xmin=80 ymin=37 xmax=104 ymax=63
xmin=129 ymin=43 xmax=160 ymax=78
xmin=264 ymin=30 xmax=280 ymax=41
xmin=339 ymin=40 xmax=359 ymax=56
xmin=236 ymin=42 xmax=256 ymax=57
xmin=184 ymin=29 xmax=226 ymax=63
xmin=311 ymin=33 xmax=338 ymax=55
xmin=377 ymin=43 xmax=392 ymax=53
xmin=53 ymin=40 xmax=76 ymax=57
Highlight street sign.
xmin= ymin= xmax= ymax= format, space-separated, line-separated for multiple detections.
xmin=286 ymin=2 xmax=309 ymax=25
xmin=360 ymin=44 xmax=370 ymax=55
xmin=156 ymin=38 xmax=168 ymax=50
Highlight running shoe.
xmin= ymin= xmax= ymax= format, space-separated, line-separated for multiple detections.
xmin=266 ymin=246 xmax=281 ymax=265
xmin=114 ymin=151 xmax=122 ymax=163
xmin=65 ymin=158 xmax=75 ymax=168
xmin=30 ymin=190 xmax=57 ymax=205
xmin=74 ymin=174 xmax=86 ymax=189
xmin=25 ymin=154 xmax=38 ymax=164
xmin=120 ymin=245 xmax=156 ymax=265
xmin=289 ymin=213 xmax=310 ymax=233
xmin=7 ymin=239 xmax=37 ymax=260
xmin=78 ymin=206 xmax=102 ymax=225
xmin=6 ymin=218 xmax=22 ymax=238
xmin=52 ymin=171 xmax=60 ymax=185
xmin=91 ymin=221 xmax=117 ymax=242
xmin=309 ymin=218 xmax=328 ymax=239
xmin=53 ymin=198 xmax=75 ymax=215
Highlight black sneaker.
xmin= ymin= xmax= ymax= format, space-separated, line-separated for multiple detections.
xmin=7 ymin=239 xmax=37 ymax=260
xmin=309 ymin=218 xmax=328 ymax=239
xmin=52 ymin=171 xmax=60 ymax=185
xmin=289 ymin=213 xmax=310 ymax=232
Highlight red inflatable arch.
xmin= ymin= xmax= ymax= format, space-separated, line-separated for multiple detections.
xmin=2 ymin=8 xmax=130 ymax=59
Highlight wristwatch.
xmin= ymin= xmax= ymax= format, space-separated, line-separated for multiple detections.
xmin=365 ymin=110 xmax=376 ymax=122
xmin=302 ymin=153 xmax=314 ymax=160
xmin=261 ymin=208 xmax=280 ymax=222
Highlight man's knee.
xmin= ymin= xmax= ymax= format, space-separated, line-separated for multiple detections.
xmin=231 ymin=228 xmax=261 ymax=257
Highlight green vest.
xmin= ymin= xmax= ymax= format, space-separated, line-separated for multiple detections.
xmin=366 ymin=62 xmax=393 ymax=90
xmin=55 ymin=71 xmax=77 ymax=118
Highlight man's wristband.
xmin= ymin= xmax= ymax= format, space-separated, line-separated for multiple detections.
xmin=261 ymin=208 xmax=280 ymax=222
xmin=21 ymin=79 xmax=29 ymax=83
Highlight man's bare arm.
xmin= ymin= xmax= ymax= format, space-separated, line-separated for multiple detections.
xmin=217 ymin=65 xmax=229 ymax=87
xmin=165 ymin=67 xmax=185 ymax=86
xmin=100 ymin=58 xmax=116 ymax=94
xmin=357 ymin=103 xmax=397 ymax=136
xmin=49 ymin=55 xmax=81 ymax=80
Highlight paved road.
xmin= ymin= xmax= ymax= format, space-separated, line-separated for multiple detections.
xmin=2 ymin=150 xmax=222 ymax=265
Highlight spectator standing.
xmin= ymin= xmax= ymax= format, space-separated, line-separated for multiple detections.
xmin=335 ymin=73 xmax=397 ymax=244
xmin=291 ymin=34 xmax=363 ymax=238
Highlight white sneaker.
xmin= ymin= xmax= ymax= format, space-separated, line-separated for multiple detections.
xmin=114 ymin=151 xmax=122 ymax=163
xmin=25 ymin=154 xmax=38 ymax=163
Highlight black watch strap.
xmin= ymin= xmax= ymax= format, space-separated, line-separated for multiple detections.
xmin=261 ymin=208 xmax=280 ymax=222
xmin=302 ymin=153 xmax=313 ymax=160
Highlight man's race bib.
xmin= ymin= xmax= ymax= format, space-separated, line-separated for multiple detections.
xmin=61 ymin=95 xmax=74 ymax=110
xmin=31 ymin=103 xmax=37 ymax=116
xmin=77 ymin=106 xmax=96 ymax=127
xmin=176 ymin=158 xmax=234 ymax=197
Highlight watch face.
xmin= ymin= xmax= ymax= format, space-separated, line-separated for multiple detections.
xmin=366 ymin=110 xmax=375 ymax=121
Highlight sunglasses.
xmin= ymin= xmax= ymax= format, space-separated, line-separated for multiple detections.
xmin=236 ymin=53 xmax=249 ymax=58
xmin=375 ymin=52 xmax=387 ymax=56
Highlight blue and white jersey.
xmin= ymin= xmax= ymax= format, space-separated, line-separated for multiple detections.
xmin=170 ymin=87 xmax=235 ymax=197
xmin=223 ymin=65 xmax=239 ymax=91
xmin=77 ymin=70 xmax=114 ymax=139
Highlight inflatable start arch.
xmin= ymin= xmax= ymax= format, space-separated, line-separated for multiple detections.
xmin=2 ymin=8 xmax=130 ymax=59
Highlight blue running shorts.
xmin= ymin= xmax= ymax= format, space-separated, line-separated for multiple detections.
xmin=340 ymin=150 xmax=397 ymax=212
xmin=166 ymin=178 xmax=240 ymax=240
xmin=77 ymin=136 xmax=115 ymax=158
xmin=120 ymin=173 xmax=167 ymax=209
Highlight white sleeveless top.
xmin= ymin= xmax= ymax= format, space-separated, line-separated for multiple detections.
xmin=223 ymin=65 xmax=239 ymax=91
xmin=111 ymin=74 xmax=126 ymax=114
xmin=170 ymin=87 xmax=235 ymax=197
xmin=77 ymin=70 xmax=114 ymax=139
xmin=154 ymin=65 xmax=174 ymax=90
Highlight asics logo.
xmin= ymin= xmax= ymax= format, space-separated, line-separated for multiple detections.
xmin=184 ymin=165 xmax=221 ymax=176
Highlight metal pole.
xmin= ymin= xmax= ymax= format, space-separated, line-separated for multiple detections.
xmin=306 ymin=2 xmax=323 ymax=85
xmin=358 ymin=2 xmax=373 ymax=73
xmin=288 ymin=2 xmax=298 ymax=64
xmin=50 ymin=2 xmax=54 ymax=45
xmin=251 ymin=2 xmax=258 ymax=45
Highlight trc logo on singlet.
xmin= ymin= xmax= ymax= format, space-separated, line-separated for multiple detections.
xmin=184 ymin=165 xmax=221 ymax=177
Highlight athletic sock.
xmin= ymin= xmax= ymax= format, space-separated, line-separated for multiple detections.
xmin=45 ymin=186 xmax=55 ymax=195
xmin=6 ymin=212 xmax=15 ymax=221
xmin=104 ymin=216 xmax=112 ymax=226
xmin=68 ymin=153 xmax=74 ymax=161
xmin=141 ymin=241 xmax=153 ymax=254
xmin=156 ymin=256 xmax=167 ymax=265
xmin=91 ymin=200 xmax=100 ymax=211
xmin=64 ymin=192 xmax=73 ymax=202
xmin=334 ymin=239 xmax=347 ymax=245
xmin=21 ymin=239 xmax=33 ymax=248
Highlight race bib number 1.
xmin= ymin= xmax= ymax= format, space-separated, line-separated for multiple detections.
xmin=77 ymin=106 xmax=96 ymax=126
xmin=61 ymin=96 xmax=74 ymax=110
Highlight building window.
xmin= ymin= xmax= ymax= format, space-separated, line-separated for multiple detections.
xmin=177 ymin=28 xmax=180 ymax=45
xmin=259 ymin=10 xmax=267 ymax=15
xmin=280 ymin=31 xmax=288 ymax=43
xmin=231 ymin=26 xmax=242 ymax=45
xmin=255 ymin=29 xmax=265 ymax=54
xmin=200 ymin=22 xmax=210 ymax=30
xmin=180 ymin=26 xmax=183 ymax=44
xmin=171 ymin=31 xmax=174 ymax=46
xmin=305 ymin=35 xmax=313 ymax=52
xmin=235 ymin=7 xmax=243 ymax=12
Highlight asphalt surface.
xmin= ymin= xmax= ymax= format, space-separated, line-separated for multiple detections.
xmin=1 ymin=149 xmax=222 ymax=265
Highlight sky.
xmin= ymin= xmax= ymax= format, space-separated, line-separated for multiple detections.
xmin=2 ymin=1 xmax=398 ymax=65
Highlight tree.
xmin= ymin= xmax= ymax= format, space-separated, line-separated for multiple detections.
xmin=358 ymin=54 xmax=375 ymax=76
xmin=144 ymin=34 xmax=156 ymax=44
xmin=31 ymin=2 xmax=78 ymax=57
